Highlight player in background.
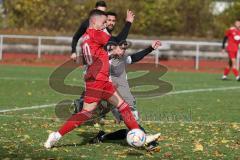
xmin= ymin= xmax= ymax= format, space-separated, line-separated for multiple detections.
xmin=44 ymin=10 xmax=159 ymax=149
xmin=71 ymin=1 xmax=107 ymax=60
xmin=105 ymin=11 xmax=117 ymax=34
xmin=222 ymin=19 xmax=240 ymax=81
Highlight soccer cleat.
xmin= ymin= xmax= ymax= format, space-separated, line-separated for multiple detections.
xmin=44 ymin=132 xmax=61 ymax=149
xmin=222 ymin=75 xmax=227 ymax=80
xmin=145 ymin=133 xmax=161 ymax=145
xmin=73 ymin=98 xmax=84 ymax=114
xmin=89 ymin=130 xmax=106 ymax=144
xmin=145 ymin=141 xmax=160 ymax=152
xmin=236 ymin=76 xmax=240 ymax=81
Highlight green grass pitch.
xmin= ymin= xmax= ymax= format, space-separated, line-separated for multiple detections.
xmin=0 ymin=65 xmax=240 ymax=159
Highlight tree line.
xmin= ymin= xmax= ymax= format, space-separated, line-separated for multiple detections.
xmin=1 ymin=0 xmax=240 ymax=39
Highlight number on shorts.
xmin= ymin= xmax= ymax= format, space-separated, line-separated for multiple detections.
xmin=82 ymin=43 xmax=93 ymax=65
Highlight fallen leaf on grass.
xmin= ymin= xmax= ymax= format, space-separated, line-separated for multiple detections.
xmin=213 ymin=150 xmax=223 ymax=157
xmin=164 ymin=152 xmax=172 ymax=158
xmin=194 ymin=142 xmax=203 ymax=152
xmin=221 ymin=138 xmax=229 ymax=144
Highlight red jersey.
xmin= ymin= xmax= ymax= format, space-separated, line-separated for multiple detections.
xmin=81 ymin=29 xmax=110 ymax=82
xmin=225 ymin=27 xmax=240 ymax=52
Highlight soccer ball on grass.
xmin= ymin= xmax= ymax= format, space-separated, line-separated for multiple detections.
xmin=126 ymin=129 xmax=146 ymax=147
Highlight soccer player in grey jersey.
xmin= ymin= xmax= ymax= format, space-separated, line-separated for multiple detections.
xmin=86 ymin=39 xmax=161 ymax=151
xmin=108 ymin=40 xmax=161 ymax=123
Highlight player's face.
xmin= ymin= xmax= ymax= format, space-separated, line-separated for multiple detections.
xmin=94 ymin=15 xmax=107 ymax=30
xmin=96 ymin=6 xmax=107 ymax=12
xmin=106 ymin=15 xmax=116 ymax=32
xmin=235 ymin=21 xmax=240 ymax=29
xmin=112 ymin=46 xmax=125 ymax=58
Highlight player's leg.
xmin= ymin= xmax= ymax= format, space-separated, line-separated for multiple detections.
xmin=231 ymin=58 xmax=240 ymax=81
xmin=89 ymin=129 xmax=128 ymax=144
xmin=44 ymin=102 xmax=97 ymax=149
xmin=222 ymin=58 xmax=232 ymax=80
xmin=107 ymin=91 xmax=140 ymax=129
xmin=73 ymin=92 xmax=85 ymax=114
xmin=44 ymin=81 xmax=102 ymax=149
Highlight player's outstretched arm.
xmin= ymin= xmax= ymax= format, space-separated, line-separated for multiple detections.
xmin=128 ymin=40 xmax=161 ymax=64
xmin=113 ymin=10 xmax=135 ymax=42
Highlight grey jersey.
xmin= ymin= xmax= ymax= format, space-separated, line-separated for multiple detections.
xmin=109 ymin=56 xmax=135 ymax=106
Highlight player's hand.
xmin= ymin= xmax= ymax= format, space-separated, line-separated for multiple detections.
xmin=152 ymin=40 xmax=161 ymax=49
xmin=70 ymin=53 xmax=77 ymax=60
xmin=126 ymin=9 xmax=135 ymax=23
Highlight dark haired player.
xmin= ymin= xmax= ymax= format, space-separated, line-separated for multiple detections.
xmin=222 ymin=19 xmax=240 ymax=81
xmin=106 ymin=11 xmax=117 ymax=33
xmin=44 ymin=9 xmax=151 ymax=149
xmin=71 ymin=1 xmax=107 ymax=60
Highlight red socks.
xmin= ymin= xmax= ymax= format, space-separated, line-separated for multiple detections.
xmin=223 ymin=67 xmax=239 ymax=78
xmin=223 ymin=68 xmax=230 ymax=76
xmin=117 ymin=101 xmax=139 ymax=129
xmin=58 ymin=109 xmax=92 ymax=136
xmin=232 ymin=68 xmax=239 ymax=77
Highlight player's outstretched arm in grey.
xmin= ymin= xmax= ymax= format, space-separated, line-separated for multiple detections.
xmin=128 ymin=40 xmax=161 ymax=64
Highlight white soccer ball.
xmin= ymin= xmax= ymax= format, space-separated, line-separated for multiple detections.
xmin=126 ymin=129 xmax=146 ymax=147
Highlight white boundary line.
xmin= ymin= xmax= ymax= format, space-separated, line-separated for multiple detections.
xmin=142 ymin=120 xmax=240 ymax=125
xmin=0 ymin=77 xmax=47 ymax=81
xmin=0 ymin=103 xmax=56 ymax=113
xmin=167 ymin=86 xmax=240 ymax=95
xmin=0 ymin=86 xmax=240 ymax=113
xmin=143 ymin=86 xmax=240 ymax=99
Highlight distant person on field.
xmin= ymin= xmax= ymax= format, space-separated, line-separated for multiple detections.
xmin=222 ymin=19 xmax=240 ymax=81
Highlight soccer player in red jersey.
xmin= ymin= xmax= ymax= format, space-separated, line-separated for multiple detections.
xmin=222 ymin=19 xmax=240 ymax=81
xmin=44 ymin=9 xmax=143 ymax=149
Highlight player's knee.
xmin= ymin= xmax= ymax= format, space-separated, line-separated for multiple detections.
xmin=83 ymin=102 xmax=97 ymax=112
xmin=108 ymin=92 xmax=124 ymax=108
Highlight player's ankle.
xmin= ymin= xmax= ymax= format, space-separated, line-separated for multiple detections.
xmin=55 ymin=132 xmax=62 ymax=140
xmin=222 ymin=75 xmax=227 ymax=80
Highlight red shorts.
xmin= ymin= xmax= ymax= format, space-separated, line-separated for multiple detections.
xmin=228 ymin=51 xmax=238 ymax=59
xmin=84 ymin=80 xmax=116 ymax=103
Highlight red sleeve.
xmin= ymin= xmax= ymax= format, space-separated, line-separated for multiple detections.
xmin=93 ymin=30 xmax=110 ymax=45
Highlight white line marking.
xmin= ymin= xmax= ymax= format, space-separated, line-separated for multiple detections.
xmin=168 ymin=86 xmax=240 ymax=95
xmin=142 ymin=120 xmax=240 ymax=125
xmin=143 ymin=86 xmax=240 ymax=99
xmin=1 ymin=86 xmax=240 ymax=113
xmin=0 ymin=77 xmax=47 ymax=81
xmin=0 ymin=103 xmax=56 ymax=113
xmin=0 ymin=114 xmax=57 ymax=120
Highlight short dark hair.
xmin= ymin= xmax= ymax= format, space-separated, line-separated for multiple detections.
xmin=106 ymin=11 xmax=117 ymax=18
xmin=89 ymin=9 xmax=106 ymax=18
xmin=95 ymin=1 xmax=107 ymax=8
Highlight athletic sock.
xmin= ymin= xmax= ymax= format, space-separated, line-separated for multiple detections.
xmin=102 ymin=129 xmax=128 ymax=141
xmin=58 ymin=109 xmax=92 ymax=136
xmin=117 ymin=101 xmax=140 ymax=129
xmin=223 ymin=68 xmax=230 ymax=76
xmin=232 ymin=68 xmax=239 ymax=77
